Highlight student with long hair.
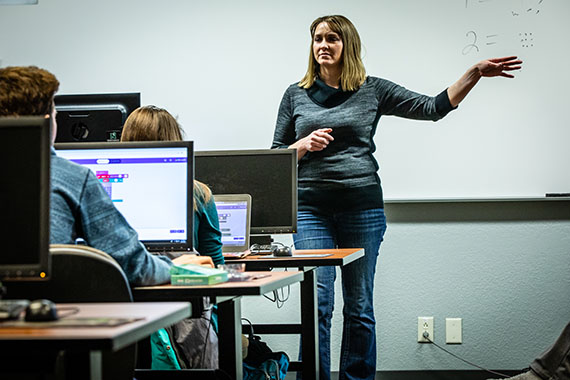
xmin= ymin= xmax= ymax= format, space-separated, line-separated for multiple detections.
xmin=122 ymin=105 xmax=224 ymax=266
xmin=121 ymin=105 xmax=223 ymax=369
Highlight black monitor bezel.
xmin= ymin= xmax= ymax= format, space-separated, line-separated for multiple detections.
xmin=54 ymin=92 xmax=140 ymax=143
xmin=0 ymin=116 xmax=51 ymax=281
xmin=54 ymin=140 xmax=194 ymax=252
xmin=195 ymin=149 xmax=297 ymax=235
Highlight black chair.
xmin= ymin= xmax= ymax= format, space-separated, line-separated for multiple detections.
xmin=4 ymin=244 xmax=135 ymax=380
xmin=10 ymin=244 xmax=134 ymax=302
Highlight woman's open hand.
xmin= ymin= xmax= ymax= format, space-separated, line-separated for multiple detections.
xmin=448 ymin=55 xmax=523 ymax=106
xmin=476 ymin=56 xmax=523 ymax=78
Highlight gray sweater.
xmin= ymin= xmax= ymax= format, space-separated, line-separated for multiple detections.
xmin=271 ymin=76 xmax=454 ymax=213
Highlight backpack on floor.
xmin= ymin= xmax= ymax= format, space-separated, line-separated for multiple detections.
xmin=242 ymin=319 xmax=289 ymax=380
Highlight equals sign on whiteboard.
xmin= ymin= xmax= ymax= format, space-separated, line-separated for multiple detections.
xmin=486 ymin=34 xmax=498 ymax=45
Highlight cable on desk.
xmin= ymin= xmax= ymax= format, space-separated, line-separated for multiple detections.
xmin=56 ymin=306 xmax=80 ymax=319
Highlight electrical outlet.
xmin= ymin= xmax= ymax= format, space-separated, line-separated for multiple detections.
xmin=418 ymin=316 xmax=434 ymax=343
xmin=446 ymin=318 xmax=462 ymax=344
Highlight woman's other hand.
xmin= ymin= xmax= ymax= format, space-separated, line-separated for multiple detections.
xmin=290 ymin=128 xmax=334 ymax=160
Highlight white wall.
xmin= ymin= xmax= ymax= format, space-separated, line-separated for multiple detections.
xmin=2 ymin=0 xmax=570 ymax=373
xmin=243 ymin=201 xmax=570 ymax=372
xmin=1 ymin=0 xmax=569 ymax=198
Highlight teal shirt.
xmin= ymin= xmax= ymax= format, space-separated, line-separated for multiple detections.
xmin=151 ymin=194 xmax=223 ymax=370
xmin=193 ymin=195 xmax=224 ymax=266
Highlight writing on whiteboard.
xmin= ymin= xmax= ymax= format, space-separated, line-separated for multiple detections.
xmin=466 ymin=0 xmax=544 ymax=14
xmin=462 ymin=0 xmax=543 ymax=54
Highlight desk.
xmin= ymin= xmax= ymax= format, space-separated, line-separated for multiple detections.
xmin=230 ymin=248 xmax=365 ymax=380
xmin=133 ymin=270 xmax=304 ymax=380
xmin=0 ymin=302 xmax=191 ymax=380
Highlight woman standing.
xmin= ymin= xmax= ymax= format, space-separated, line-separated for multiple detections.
xmin=271 ymin=15 xmax=522 ymax=380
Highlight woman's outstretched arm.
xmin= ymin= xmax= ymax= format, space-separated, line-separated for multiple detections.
xmin=447 ymin=56 xmax=523 ymax=107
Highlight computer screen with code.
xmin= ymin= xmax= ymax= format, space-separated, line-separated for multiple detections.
xmin=55 ymin=141 xmax=193 ymax=251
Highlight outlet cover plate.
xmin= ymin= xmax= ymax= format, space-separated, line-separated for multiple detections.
xmin=446 ymin=317 xmax=462 ymax=344
xmin=418 ymin=316 xmax=434 ymax=343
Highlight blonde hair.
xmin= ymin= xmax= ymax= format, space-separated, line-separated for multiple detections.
xmin=299 ymin=15 xmax=366 ymax=91
xmin=121 ymin=105 xmax=184 ymax=142
xmin=121 ymin=105 xmax=212 ymax=209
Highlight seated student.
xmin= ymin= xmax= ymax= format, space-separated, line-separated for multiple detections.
xmin=0 ymin=66 xmax=212 ymax=286
xmin=121 ymin=105 xmax=224 ymax=369
xmin=121 ymin=105 xmax=224 ymax=266
xmin=489 ymin=321 xmax=570 ymax=380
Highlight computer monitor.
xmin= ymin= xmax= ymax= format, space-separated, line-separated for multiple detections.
xmin=195 ymin=149 xmax=297 ymax=244
xmin=0 ymin=116 xmax=51 ymax=281
xmin=54 ymin=92 xmax=140 ymax=143
xmin=55 ymin=141 xmax=194 ymax=252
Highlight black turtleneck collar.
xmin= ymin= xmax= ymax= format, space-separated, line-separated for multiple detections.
xmin=306 ymin=77 xmax=356 ymax=108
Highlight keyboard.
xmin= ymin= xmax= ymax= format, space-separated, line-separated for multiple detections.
xmin=249 ymin=244 xmax=273 ymax=255
xmin=0 ymin=299 xmax=30 ymax=320
xmin=223 ymin=250 xmax=253 ymax=260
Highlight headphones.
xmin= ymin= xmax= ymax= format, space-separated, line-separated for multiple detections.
xmin=271 ymin=242 xmax=292 ymax=257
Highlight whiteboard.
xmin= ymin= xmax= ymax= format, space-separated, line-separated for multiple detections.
xmin=1 ymin=0 xmax=568 ymax=199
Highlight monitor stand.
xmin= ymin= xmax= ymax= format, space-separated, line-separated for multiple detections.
xmin=250 ymin=235 xmax=273 ymax=247
xmin=249 ymin=235 xmax=276 ymax=254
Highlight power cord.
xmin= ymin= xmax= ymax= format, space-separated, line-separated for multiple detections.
xmin=276 ymin=284 xmax=291 ymax=308
xmin=242 ymin=317 xmax=254 ymax=336
xmin=421 ymin=331 xmax=510 ymax=378
xmin=262 ymin=269 xmax=291 ymax=308
xmin=262 ymin=285 xmax=290 ymax=308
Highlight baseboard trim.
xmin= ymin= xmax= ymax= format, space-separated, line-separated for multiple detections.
xmin=372 ymin=370 xmax=523 ymax=380
xmin=286 ymin=370 xmax=524 ymax=380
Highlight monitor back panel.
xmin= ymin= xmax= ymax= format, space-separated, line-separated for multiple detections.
xmin=0 ymin=116 xmax=51 ymax=280
xmin=195 ymin=149 xmax=297 ymax=235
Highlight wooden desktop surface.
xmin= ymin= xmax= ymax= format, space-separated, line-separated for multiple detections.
xmin=232 ymin=248 xmax=365 ymax=268
xmin=0 ymin=302 xmax=191 ymax=351
xmin=132 ymin=270 xmax=304 ymax=302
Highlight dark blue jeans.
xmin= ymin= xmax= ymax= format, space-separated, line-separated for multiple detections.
xmin=294 ymin=208 xmax=387 ymax=380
